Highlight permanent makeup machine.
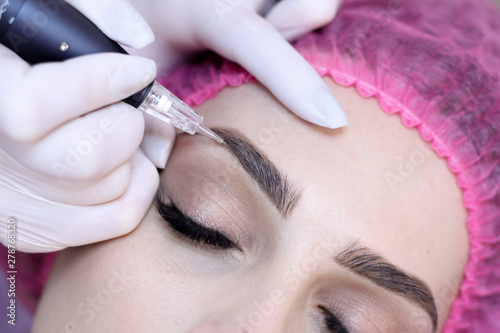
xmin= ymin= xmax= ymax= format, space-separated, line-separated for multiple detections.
xmin=0 ymin=0 xmax=223 ymax=143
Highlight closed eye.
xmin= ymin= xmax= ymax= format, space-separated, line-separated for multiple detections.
xmin=156 ymin=195 xmax=236 ymax=250
xmin=320 ymin=306 xmax=350 ymax=333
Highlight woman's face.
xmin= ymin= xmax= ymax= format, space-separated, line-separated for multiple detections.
xmin=34 ymin=78 xmax=468 ymax=333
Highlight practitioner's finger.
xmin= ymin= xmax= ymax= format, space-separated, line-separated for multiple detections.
xmin=9 ymin=150 xmax=159 ymax=253
xmin=0 ymin=50 xmax=155 ymax=142
xmin=67 ymin=0 xmax=155 ymax=49
xmin=141 ymin=112 xmax=176 ymax=169
xmin=266 ymin=0 xmax=342 ymax=41
xmin=200 ymin=14 xmax=347 ymax=128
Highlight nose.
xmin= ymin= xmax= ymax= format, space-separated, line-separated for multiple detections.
xmin=189 ymin=300 xmax=292 ymax=333
xmin=188 ymin=320 xmax=263 ymax=333
xmin=189 ymin=322 xmax=251 ymax=333
xmin=188 ymin=269 xmax=308 ymax=332
xmin=188 ymin=322 xmax=224 ymax=333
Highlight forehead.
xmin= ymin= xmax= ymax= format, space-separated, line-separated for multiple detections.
xmin=195 ymin=79 xmax=469 ymax=321
xmin=196 ymin=79 xmax=457 ymax=220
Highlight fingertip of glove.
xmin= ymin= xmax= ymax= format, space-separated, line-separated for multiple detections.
xmin=141 ymin=135 xmax=175 ymax=169
xmin=85 ymin=0 xmax=156 ymax=49
xmin=300 ymin=89 xmax=349 ymax=129
xmin=123 ymin=25 xmax=156 ymax=49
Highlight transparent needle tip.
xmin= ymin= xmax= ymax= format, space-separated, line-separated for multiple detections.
xmin=137 ymin=81 xmax=224 ymax=144
xmin=198 ymin=123 xmax=224 ymax=144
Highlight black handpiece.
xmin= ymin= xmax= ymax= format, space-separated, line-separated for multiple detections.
xmin=0 ymin=0 xmax=224 ymax=142
xmin=0 ymin=0 xmax=152 ymax=107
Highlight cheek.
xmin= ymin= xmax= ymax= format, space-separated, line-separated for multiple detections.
xmin=36 ymin=214 xmax=223 ymax=332
xmin=88 ymin=218 xmax=225 ymax=330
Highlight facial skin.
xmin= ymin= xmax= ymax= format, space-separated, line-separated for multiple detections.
xmin=33 ymin=78 xmax=468 ymax=333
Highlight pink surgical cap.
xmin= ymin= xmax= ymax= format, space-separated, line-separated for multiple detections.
xmin=159 ymin=0 xmax=500 ymax=331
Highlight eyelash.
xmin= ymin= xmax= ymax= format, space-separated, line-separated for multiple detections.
xmin=156 ymin=200 xmax=348 ymax=332
xmin=320 ymin=306 xmax=350 ymax=333
xmin=157 ymin=201 xmax=236 ymax=250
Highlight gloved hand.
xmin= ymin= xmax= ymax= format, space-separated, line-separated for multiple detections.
xmin=130 ymin=0 xmax=346 ymax=133
xmin=0 ymin=0 xmax=175 ymax=252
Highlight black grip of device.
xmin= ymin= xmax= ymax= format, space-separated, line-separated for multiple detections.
xmin=0 ymin=0 xmax=152 ymax=107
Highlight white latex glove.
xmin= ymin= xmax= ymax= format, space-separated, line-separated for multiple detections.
xmin=0 ymin=0 xmax=175 ymax=252
xmin=130 ymin=0 xmax=346 ymax=135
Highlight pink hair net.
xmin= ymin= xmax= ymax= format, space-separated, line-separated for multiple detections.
xmin=159 ymin=0 xmax=500 ymax=331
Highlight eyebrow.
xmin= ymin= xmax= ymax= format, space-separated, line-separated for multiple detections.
xmin=207 ymin=129 xmax=438 ymax=328
xmin=335 ymin=244 xmax=438 ymax=330
xmin=212 ymin=128 xmax=301 ymax=218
